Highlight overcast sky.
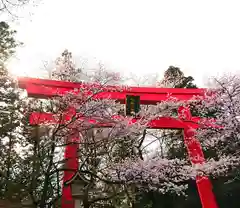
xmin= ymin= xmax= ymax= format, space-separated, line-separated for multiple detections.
xmin=7 ymin=0 xmax=240 ymax=86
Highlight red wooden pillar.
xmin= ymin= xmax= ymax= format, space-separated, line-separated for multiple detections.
xmin=61 ymin=134 xmax=80 ymax=208
xmin=178 ymin=106 xmax=218 ymax=208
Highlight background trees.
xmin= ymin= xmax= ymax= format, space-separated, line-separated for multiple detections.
xmin=0 ymin=20 xmax=24 ymax=202
xmin=0 ymin=0 xmax=34 ymax=17
xmin=2 ymin=36 xmax=240 ymax=207
xmin=157 ymin=66 xmax=197 ymax=89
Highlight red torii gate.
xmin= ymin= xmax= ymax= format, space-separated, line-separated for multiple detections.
xmin=18 ymin=77 xmax=218 ymax=208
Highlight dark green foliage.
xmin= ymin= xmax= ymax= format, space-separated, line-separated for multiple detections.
xmin=135 ymin=181 xmax=201 ymax=208
xmin=161 ymin=66 xmax=197 ymax=89
xmin=0 ymin=21 xmax=24 ymax=202
xmin=0 ymin=21 xmax=21 ymax=63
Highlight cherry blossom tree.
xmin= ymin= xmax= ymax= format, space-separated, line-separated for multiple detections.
xmin=191 ymin=75 xmax=240 ymax=176
xmin=51 ymin=49 xmax=122 ymax=85
xmin=132 ymin=72 xmax=240 ymax=207
xmin=20 ymin=63 xmax=199 ymax=207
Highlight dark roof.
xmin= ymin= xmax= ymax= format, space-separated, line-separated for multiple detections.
xmin=64 ymin=171 xmax=90 ymax=185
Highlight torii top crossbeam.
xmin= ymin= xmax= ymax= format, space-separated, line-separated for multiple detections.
xmin=17 ymin=77 xmax=205 ymax=104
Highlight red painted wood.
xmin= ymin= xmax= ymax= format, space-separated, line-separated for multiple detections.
xmin=26 ymin=84 xmax=202 ymax=104
xmin=18 ymin=77 xmax=205 ymax=104
xmin=29 ymin=112 xmax=199 ymax=129
xmin=181 ymin=107 xmax=218 ymax=208
xmin=61 ymin=134 xmax=79 ymax=208
xmin=18 ymin=77 xmax=206 ymax=94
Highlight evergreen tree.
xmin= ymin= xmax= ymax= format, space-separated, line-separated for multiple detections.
xmin=0 ymin=21 xmax=24 ymax=202
xmin=158 ymin=66 xmax=197 ymax=89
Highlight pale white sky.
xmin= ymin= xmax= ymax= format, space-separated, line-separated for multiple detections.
xmin=7 ymin=0 xmax=240 ymax=86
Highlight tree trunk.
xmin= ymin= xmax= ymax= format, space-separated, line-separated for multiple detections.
xmin=5 ymin=132 xmax=13 ymax=196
